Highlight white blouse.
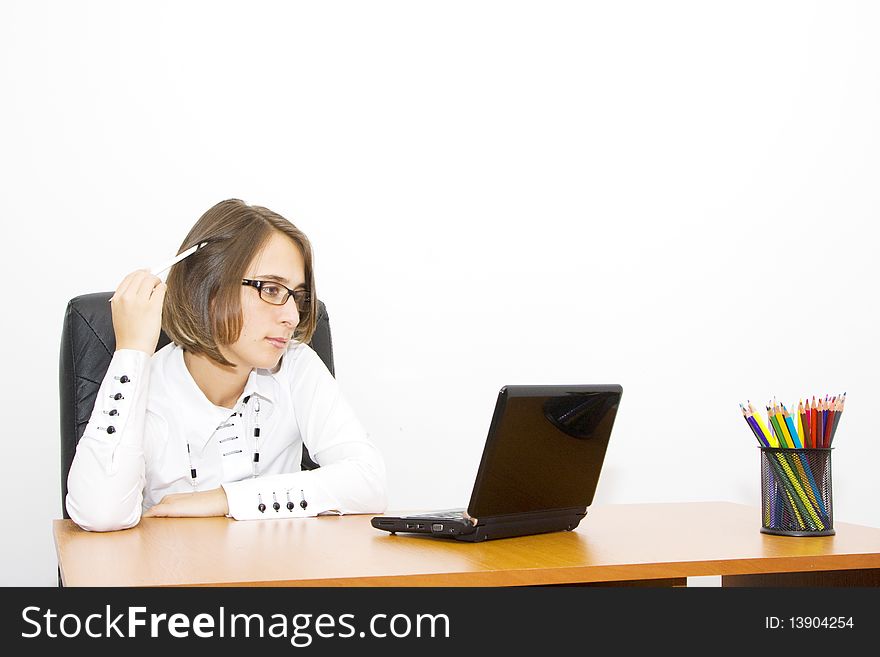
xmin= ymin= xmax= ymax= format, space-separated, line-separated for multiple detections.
xmin=66 ymin=341 xmax=387 ymax=532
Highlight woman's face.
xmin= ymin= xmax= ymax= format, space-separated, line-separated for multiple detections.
xmin=220 ymin=231 xmax=307 ymax=371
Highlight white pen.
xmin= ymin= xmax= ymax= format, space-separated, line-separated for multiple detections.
xmin=150 ymin=241 xmax=208 ymax=276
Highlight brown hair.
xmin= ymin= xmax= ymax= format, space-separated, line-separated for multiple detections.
xmin=163 ymin=199 xmax=317 ymax=367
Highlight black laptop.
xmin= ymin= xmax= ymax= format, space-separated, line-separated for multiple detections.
xmin=371 ymin=384 xmax=623 ymax=542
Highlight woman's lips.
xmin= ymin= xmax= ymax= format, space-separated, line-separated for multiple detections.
xmin=266 ymin=338 xmax=288 ymax=349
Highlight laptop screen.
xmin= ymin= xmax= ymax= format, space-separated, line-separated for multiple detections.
xmin=466 ymin=385 xmax=622 ymax=518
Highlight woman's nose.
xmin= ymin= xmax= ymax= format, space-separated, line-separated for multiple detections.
xmin=278 ymin=295 xmax=300 ymax=324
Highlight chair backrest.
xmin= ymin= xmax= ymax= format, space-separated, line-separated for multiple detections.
xmin=58 ymin=292 xmax=333 ymax=518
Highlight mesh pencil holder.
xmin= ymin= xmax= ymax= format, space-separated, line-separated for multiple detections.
xmin=759 ymin=447 xmax=834 ymax=536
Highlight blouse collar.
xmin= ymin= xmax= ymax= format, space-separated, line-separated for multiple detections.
xmin=168 ymin=344 xmax=280 ymax=406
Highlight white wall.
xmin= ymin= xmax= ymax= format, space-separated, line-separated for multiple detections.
xmin=1 ymin=1 xmax=878 ymax=586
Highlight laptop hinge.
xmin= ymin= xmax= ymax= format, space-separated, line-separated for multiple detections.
xmin=470 ymin=506 xmax=587 ymax=525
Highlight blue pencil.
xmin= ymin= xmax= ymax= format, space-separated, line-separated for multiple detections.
xmin=781 ymin=405 xmax=803 ymax=449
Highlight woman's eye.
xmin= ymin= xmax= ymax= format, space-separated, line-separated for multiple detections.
xmin=262 ymin=285 xmax=281 ymax=297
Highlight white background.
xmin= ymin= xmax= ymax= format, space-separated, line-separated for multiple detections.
xmin=1 ymin=1 xmax=878 ymax=586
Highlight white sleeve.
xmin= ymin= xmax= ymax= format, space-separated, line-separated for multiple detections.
xmin=222 ymin=346 xmax=387 ymax=521
xmin=65 ymin=349 xmax=151 ymax=532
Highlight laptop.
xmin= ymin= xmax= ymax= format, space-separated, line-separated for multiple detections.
xmin=371 ymin=384 xmax=623 ymax=542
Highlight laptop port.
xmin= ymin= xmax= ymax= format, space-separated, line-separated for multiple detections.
xmin=432 ymin=524 xmax=444 ymax=532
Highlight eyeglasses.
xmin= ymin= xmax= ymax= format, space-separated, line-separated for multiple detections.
xmin=242 ymin=279 xmax=311 ymax=313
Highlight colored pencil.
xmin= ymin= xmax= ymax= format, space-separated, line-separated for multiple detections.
xmin=769 ymin=407 xmax=787 ymax=448
xmin=829 ymin=392 xmax=846 ymax=445
xmin=799 ymin=399 xmax=811 ymax=448
xmin=748 ymin=408 xmax=772 ymax=447
xmin=821 ymin=396 xmax=828 ymax=445
xmin=743 ymin=403 xmax=773 ymax=527
xmin=782 ymin=404 xmax=802 ymax=449
xmin=749 ymin=401 xmax=776 ymax=447
xmin=774 ymin=402 xmax=794 ymax=448
xmin=796 ymin=409 xmax=806 ymax=450
xmin=825 ymin=397 xmax=837 ymax=442
xmin=811 ymin=396 xmax=819 ymax=448
xmin=741 ymin=404 xmax=767 ymax=446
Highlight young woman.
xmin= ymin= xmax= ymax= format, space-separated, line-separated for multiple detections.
xmin=66 ymin=199 xmax=387 ymax=531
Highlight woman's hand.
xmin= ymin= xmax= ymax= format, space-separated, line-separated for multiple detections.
xmin=110 ymin=269 xmax=167 ymax=355
xmin=143 ymin=487 xmax=230 ymax=518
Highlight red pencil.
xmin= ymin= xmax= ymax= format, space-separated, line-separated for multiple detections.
xmin=809 ymin=397 xmax=816 ymax=447
xmin=799 ymin=399 xmax=810 ymax=448
xmin=810 ymin=396 xmax=818 ymax=447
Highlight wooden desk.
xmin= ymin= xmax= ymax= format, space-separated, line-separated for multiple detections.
xmin=53 ymin=501 xmax=880 ymax=587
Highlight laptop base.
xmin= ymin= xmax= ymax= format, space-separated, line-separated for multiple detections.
xmin=371 ymin=508 xmax=587 ymax=542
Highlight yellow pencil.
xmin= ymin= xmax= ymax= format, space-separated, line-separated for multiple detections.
xmin=775 ymin=401 xmax=794 ymax=448
xmin=765 ymin=403 xmax=783 ymax=448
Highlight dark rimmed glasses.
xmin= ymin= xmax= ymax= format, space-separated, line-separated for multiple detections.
xmin=242 ymin=279 xmax=311 ymax=313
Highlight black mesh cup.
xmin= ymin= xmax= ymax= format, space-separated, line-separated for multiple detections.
xmin=760 ymin=447 xmax=834 ymax=536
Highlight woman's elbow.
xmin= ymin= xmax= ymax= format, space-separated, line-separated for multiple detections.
xmin=66 ymin=495 xmax=142 ymax=532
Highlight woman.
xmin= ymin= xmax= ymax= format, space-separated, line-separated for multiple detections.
xmin=66 ymin=199 xmax=387 ymax=531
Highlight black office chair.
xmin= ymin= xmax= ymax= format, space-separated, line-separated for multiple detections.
xmin=58 ymin=292 xmax=333 ymax=520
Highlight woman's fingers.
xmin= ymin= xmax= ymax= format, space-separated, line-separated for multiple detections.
xmin=110 ymin=270 xmax=140 ymax=302
xmin=142 ymin=492 xmax=180 ymax=516
xmin=110 ymin=269 xmax=166 ymax=355
xmin=142 ymin=502 xmax=168 ymax=517
xmin=111 ymin=269 xmax=151 ymax=302
xmin=150 ymin=281 xmax=168 ymax=306
xmin=133 ymin=270 xmax=163 ymax=300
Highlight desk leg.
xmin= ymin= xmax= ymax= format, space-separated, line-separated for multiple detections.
xmin=722 ymin=569 xmax=880 ymax=587
xmin=550 ymin=578 xmax=687 ymax=587
xmin=592 ymin=577 xmax=687 ymax=587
